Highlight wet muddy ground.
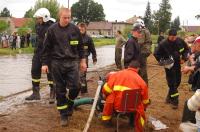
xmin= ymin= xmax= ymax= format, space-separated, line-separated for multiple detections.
xmin=0 ymin=55 xmax=194 ymax=132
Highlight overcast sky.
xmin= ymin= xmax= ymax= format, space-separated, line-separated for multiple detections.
xmin=0 ymin=0 xmax=200 ymax=26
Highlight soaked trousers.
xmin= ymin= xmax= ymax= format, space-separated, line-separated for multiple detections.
xmin=165 ymin=64 xmax=181 ymax=105
xmin=115 ymin=48 xmax=122 ymax=69
xmin=51 ymin=60 xmax=80 ymax=117
xmin=31 ymin=53 xmax=54 ymax=88
xmin=139 ymin=55 xmax=148 ymax=85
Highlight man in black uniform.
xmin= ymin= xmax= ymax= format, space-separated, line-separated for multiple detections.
xmin=41 ymin=8 xmax=86 ymax=126
xmin=25 ymin=8 xmax=56 ymax=104
xmin=154 ymin=29 xmax=189 ymax=109
xmin=78 ymin=22 xmax=97 ymax=94
xmin=124 ymin=23 xmax=141 ymax=68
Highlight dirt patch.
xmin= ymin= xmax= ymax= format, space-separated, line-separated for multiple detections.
xmin=0 ymin=55 xmax=194 ymax=132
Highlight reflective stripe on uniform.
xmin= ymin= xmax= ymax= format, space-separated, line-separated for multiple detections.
xmin=171 ymin=93 xmax=179 ymax=98
xmin=81 ymin=83 xmax=86 ymax=87
xmin=70 ymin=40 xmax=78 ymax=45
xmin=84 ymin=45 xmax=88 ymax=49
xmin=103 ymin=83 xmax=112 ymax=94
xmin=102 ymin=115 xmax=112 ymax=121
xmin=32 ymin=79 xmax=40 ymax=82
xmin=179 ymin=48 xmax=184 ymax=53
xmin=67 ymin=96 xmax=74 ymax=102
xmin=140 ymin=116 xmax=145 ymax=126
xmin=48 ymin=81 xmax=53 ymax=85
xmin=113 ymin=85 xmax=131 ymax=91
xmin=57 ymin=105 xmax=68 ymax=110
xmin=143 ymin=99 xmax=150 ymax=104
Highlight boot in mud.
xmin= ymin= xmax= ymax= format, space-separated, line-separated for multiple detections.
xmin=49 ymin=87 xmax=56 ymax=104
xmin=25 ymin=87 xmax=40 ymax=100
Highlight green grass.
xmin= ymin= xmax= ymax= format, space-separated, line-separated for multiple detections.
xmin=151 ymin=35 xmax=158 ymax=44
xmin=93 ymin=38 xmax=115 ymax=46
xmin=0 ymin=36 xmax=160 ymax=55
xmin=0 ymin=47 xmax=34 ymax=55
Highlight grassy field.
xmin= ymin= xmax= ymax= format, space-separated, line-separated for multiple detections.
xmin=0 ymin=36 xmax=158 ymax=55
xmin=93 ymin=38 xmax=115 ymax=46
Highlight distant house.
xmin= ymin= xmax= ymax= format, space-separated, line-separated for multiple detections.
xmin=0 ymin=17 xmax=31 ymax=33
xmin=112 ymin=21 xmax=132 ymax=36
xmin=182 ymin=26 xmax=200 ymax=32
xmin=87 ymin=21 xmax=112 ymax=36
xmin=126 ymin=15 xmax=140 ymax=24
xmin=87 ymin=21 xmax=132 ymax=37
xmin=11 ymin=18 xmax=31 ymax=29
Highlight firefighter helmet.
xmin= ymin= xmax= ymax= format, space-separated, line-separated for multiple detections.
xmin=33 ymin=8 xmax=51 ymax=22
xmin=135 ymin=18 xmax=145 ymax=27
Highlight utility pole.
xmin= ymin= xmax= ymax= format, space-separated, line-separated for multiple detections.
xmin=68 ymin=0 xmax=69 ymax=8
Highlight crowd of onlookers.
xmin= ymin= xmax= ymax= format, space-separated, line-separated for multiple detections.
xmin=0 ymin=32 xmax=36 ymax=49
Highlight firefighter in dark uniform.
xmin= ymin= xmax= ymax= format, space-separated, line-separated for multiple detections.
xmin=78 ymin=22 xmax=97 ymax=94
xmin=154 ymin=29 xmax=189 ymax=109
xmin=124 ymin=23 xmax=141 ymax=68
xmin=135 ymin=19 xmax=152 ymax=85
xmin=41 ymin=8 xmax=86 ymax=126
xmin=25 ymin=8 xmax=56 ymax=104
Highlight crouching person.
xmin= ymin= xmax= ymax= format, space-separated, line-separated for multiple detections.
xmin=180 ymin=36 xmax=200 ymax=131
xmin=101 ymin=60 xmax=150 ymax=132
xmin=180 ymin=89 xmax=200 ymax=132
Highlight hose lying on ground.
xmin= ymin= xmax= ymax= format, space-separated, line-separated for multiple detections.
xmin=73 ymin=98 xmax=94 ymax=108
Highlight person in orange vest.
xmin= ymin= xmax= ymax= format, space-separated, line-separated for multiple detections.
xmin=101 ymin=60 xmax=150 ymax=132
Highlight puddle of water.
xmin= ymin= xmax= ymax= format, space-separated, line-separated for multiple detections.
xmin=0 ymin=45 xmax=117 ymax=97
xmin=0 ymin=54 xmax=32 ymax=96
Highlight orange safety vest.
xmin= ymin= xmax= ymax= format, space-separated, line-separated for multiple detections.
xmin=102 ymin=68 xmax=149 ymax=132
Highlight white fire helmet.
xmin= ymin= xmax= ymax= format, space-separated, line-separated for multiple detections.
xmin=187 ymin=89 xmax=200 ymax=111
xmin=33 ymin=8 xmax=51 ymax=22
xmin=135 ymin=18 xmax=145 ymax=27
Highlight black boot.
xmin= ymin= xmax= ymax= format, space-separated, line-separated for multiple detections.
xmin=25 ymin=87 xmax=40 ymax=100
xmin=49 ymin=87 xmax=56 ymax=104
xmin=171 ymin=98 xmax=179 ymax=109
xmin=60 ymin=115 xmax=68 ymax=127
xmin=66 ymin=99 xmax=74 ymax=116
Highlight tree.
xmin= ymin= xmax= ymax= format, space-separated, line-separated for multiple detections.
xmin=153 ymin=0 xmax=172 ymax=33
xmin=0 ymin=20 xmax=9 ymax=32
xmin=171 ymin=16 xmax=180 ymax=31
xmin=24 ymin=0 xmax=60 ymax=19
xmin=24 ymin=19 xmax=36 ymax=33
xmin=0 ymin=7 xmax=11 ymax=17
xmin=143 ymin=1 xmax=153 ymax=33
xmin=24 ymin=8 xmax=34 ymax=18
xmin=71 ymin=0 xmax=105 ymax=24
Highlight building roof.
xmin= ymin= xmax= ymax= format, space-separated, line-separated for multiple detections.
xmin=126 ymin=15 xmax=139 ymax=24
xmin=112 ymin=21 xmax=132 ymax=25
xmin=87 ymin=21 xmax=112 ymax=30
xmin=11 ymin=18 xmax=31 ymax=28
xmin=182 ymin=26 xmax=200 ymax=32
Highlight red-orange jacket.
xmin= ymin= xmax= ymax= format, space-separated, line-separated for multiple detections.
xmin=102 ymin=68 xmax=149 ymax=132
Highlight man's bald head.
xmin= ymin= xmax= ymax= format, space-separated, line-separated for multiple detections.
xmin=58 ymin=7 xmax=71 ymax=27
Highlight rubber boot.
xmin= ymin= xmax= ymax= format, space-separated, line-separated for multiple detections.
xmin=66 ymin=99 xmax=74 ymax=116
xmin=49 ymin=87 xmax=56 ymax=104
xmin=171 ymin=98 xmax=179 ymax=109
xmin=60 ymin=115 xmax=68 ymax=127
xmin=25 ymin=87 xmax=40 ymax=100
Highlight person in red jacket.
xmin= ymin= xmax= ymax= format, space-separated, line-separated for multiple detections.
xmin=101 ymin=60 xmax=150 ymax=132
